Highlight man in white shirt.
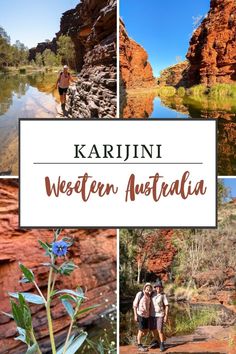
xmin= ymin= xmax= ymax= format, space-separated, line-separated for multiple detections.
xmin=149 ymin=280 xmax=169 ymax=352
xmin=133 ymin=283 xmax=153 ymax=352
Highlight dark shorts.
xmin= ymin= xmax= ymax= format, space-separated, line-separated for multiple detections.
xmin=58 ymin=87 xmax=68 ymax=96
xmin=149 ymin=316 xmax=164 ymax=331
xmin=137 ymin=315 xmax=149 ymax=330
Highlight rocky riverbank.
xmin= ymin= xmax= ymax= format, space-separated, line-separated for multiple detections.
xmin=120 ymin=325 xmax=235 ymax=353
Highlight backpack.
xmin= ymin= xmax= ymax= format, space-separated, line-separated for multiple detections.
xmin=137 ymin=291 xmax=144 ymax=310
xmin=59 ymin=71 xmax=71 ymax=80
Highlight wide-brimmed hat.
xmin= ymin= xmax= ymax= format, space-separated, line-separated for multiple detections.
xmin=63 ymin=65 xmax=69 ymax=69
xmin=154 ymin=280 xmax=163 ymax=288
xmin=143 ymin=282 xmax=153 ymax=291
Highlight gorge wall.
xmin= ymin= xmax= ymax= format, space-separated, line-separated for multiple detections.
xmin=120 ymin=20 xmax=156 ymax=91
xmin=187 ymin=0 xmax=236 ymax=86
xmin=146 ymin=230 xmax=176 ymax=282
xmin=158 ymin=61 xmax=190 ymax=87
xmin=63 ymin=0 xmax=117 ymax=118
xmin=0 ymin=180 xmax=116 ymax=354
xmin=120 ymin=19 xmax=156 ymax=116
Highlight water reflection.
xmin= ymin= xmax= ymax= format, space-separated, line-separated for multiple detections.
xmin=123 ymin=89 xmax=236 ymax=175
xmin=0 ymin=71 xmax=59 ymax=175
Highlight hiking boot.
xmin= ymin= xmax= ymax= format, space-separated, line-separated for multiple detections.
xmin=138 ymin=344 xmax=148 ymax=352
xmin=149 ymin=339 xmax=159 ymax=349
xmin=160 ymin=342 xmax=165 ymax=352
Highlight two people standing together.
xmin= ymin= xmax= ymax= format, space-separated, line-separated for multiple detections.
xmin=133 ymin=280 xmax=169 ymax=352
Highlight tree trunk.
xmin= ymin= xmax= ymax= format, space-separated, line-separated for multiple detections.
xmin=137 ymin=262 xmax=141 ymax=284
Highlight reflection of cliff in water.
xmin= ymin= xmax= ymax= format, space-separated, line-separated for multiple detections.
xmin=0 ymin=72 xmax=59 ymax=175
xmin=123 ymin=89 xmax=236 ymax=175
xmin=122 ymin=90 xmax=156 ymax=118
xmin=0 ymin=72 xmax=59 ymax=116
xmin=0 ymin=74 xmax=29 ymax=115
xmin=218 ymin=120 xmax=236 ymax=176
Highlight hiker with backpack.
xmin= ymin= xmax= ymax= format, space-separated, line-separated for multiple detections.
xmin=133 ymin=283 xmax=153 ymax=352
xmin=149 ymin=280 xmax=169 ymax=352
xmin=56 ymin=65 xmax=76 ymax=111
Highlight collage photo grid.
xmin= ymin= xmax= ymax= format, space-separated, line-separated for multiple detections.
xmin=0 ymin=0 xmax=236 ymax=353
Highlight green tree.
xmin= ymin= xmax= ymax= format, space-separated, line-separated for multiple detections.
xmin=42 ymin=49 xmax=57 ymax=67
xmin=35 ymin=53 xmax=43 ymax=67
xmin=57 ymin=35 xmax=76 ymax=68
xmin=0 ymin=26 xmax=10 ymax=43
xmin=218 ymin=179 xmax=230 ymax=206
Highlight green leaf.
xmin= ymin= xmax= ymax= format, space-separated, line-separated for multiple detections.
xmin=59 ymin=294 xmax=77 ymax=303
xmin=61 ymin=299 xmax=74 ymax=319
xmin=18 ymin=293 xmax=32 ymax=330
xmin=26 ymin=344 xmax=39 ymax=354
xmin=56 ymin=335 xmax=75 ymax=354
xmin=19 ymin=264 xmax=34 ymax=283
xmin=11 ymin=301 xmax=24 ymax=328
xmin=75 ymin=287 xmax=84 ymax=298
xmin=75 ymin=304 xmax=99 ymax=318
xmin=15 ymin=327 xmax=31 ymax=345
xmin=65 ymin=332 xmax=87 ymax=354
xmin=38 ymin=240 xmax=51 ymax=256
xmin=55 ymin=289 xmax=85 ymax=299
xmin=62 ymin=236 xmax=74 ymax=247
xmin=59 ymin=262 xmax=77 ymax=276
xmin=97 ymin=339 xmax=105 ymax=354
xmin=9 ymin=292 xmax=45 ymax=305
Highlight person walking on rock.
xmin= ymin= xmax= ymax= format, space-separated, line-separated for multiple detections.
xmin=133 ymin=283 xmax=153 ymax=352
xmin=149 ymin=280 xmax=169 ymax=352
xmin=56 ymin=65 xmax=75 ymax=112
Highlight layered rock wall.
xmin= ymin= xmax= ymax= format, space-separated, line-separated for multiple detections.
xmin=63 ymin=0 xmax=117 ymax=118
xmin=120 ymin=20 xmax=156 ymax=90
xmin=187 ymin=0 xmax=236 ymax=86
xmin=0 ymin=180 xmax=116 ymax=354
xmin=158 ymin=61 xmax=190 ymax=87
xmin=146 ymin=230 xmax=176 ymax=282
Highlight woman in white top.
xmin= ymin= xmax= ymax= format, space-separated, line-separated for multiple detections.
xmin=56 ymin=65 xmax=75 ymax=110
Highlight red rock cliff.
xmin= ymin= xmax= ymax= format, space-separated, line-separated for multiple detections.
xmin=120 ymin=20 xmax=156 ymax=90
xmin=0 ymin=180 xmax=116 ymax=354
xmin=146 ymin=230 xmax=176 ymax=282
xmin=158 ymin=61 xmax=190 ymax=87
xmin=62 ymin=0 xmax=117 ymax=118
xmin=187 ymin=0 xmax=236 ymax=86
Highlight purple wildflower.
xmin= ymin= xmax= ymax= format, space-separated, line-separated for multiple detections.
xmin=52 ymin=241 xmax=68 ymax=257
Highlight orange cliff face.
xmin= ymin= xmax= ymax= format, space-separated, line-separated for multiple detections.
xmin=145 ymin=230 xmax=176 ymax=282
xmin=120 ymin=19 xmax=156 ymax=90
xmin=187 ymin=0 xmax=236 ymax=86
xmin=0 ymin=180 xmax=116 ymax=354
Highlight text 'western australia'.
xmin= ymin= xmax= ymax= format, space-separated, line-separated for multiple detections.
xmin=45 ymin=171 xmax=207 ymax=202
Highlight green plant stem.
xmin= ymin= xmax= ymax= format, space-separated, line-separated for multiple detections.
xmin=46 ymin=263 xmax=57 ymax=354
xmin=62 ymin=302 xmax=80 ymax=354
xmin=62 ymin=319 xmax=74 ymax=354
xmin=51 ymin=273 xmax=58 ymax=294
xmin=33 ymin=281 xmax=47 ymax=304
xmin=30 ymin=330 xmax=42 ymax=354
